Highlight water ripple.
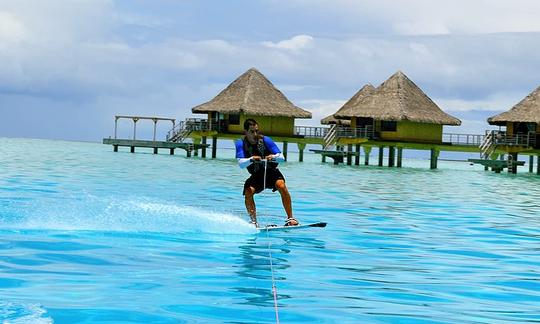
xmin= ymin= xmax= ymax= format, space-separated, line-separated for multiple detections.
xmin=1 ymin=138 xmax=540 ymax=323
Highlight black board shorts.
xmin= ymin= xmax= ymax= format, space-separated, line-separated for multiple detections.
xmin=243 ymin=168 xmax=285 ymax=195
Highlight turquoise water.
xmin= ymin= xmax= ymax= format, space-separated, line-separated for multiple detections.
xmin=1 ymin=138 xmax=540 ymax=323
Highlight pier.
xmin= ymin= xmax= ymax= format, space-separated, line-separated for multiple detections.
xmin=103 ymin=116 xmax=540 ymax=175
xmin=103 ymin=116 xmax=209 ymax=156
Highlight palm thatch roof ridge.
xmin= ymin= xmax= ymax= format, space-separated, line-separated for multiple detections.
xmin=192 ymin=68 xmax=311 ymax=118
xmin=488 ymin=85 xmax=540 ymax=125
xmin=335 ymin=71 xmax=461 ymax=126
xmin=331 ymin=84 xmax=376 ymax=120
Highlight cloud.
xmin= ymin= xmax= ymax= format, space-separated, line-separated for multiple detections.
xmin=434 ymin=93 xmax=525 ymax=112
xmin=276 ymin=0 xmax=540 ymax=35
xmin=297 ymin=99 xmax=347 ymax=126
xmin=262 ymin=35 xmax=314 ymax=51
xmin=0 ymin=11 xmax=28 ymax=43
xmin=1 ymin=0 xmax=540 ymax=140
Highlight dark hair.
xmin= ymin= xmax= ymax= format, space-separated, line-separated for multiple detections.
xmin=243 ymin=118 xmax=258 ymax=131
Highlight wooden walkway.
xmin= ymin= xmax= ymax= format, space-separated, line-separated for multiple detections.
xmin=103 ymin=138 xmax=209 ymax=156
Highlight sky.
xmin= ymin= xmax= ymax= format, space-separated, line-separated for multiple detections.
xmin=1 ymin=0 xmax=540 ymax=142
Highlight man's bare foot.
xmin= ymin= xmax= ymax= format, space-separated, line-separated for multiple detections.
xmin=284 ymin=218 xmax=299 ymax=226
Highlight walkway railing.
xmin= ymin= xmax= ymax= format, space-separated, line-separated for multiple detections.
xmin=488 ymin=130 xmax=537 ymax=147
xmin=336 ymin=125 xmax=375 ymax=138
xmin=294 ymin=126 xmax=329 ymax=138
xmin=168 ymin=118 xmax=514 ymax=148
xmin=167 ymin=118 xmax=225 ymax=142
xmin=443 ymin=133 xmax=484 ymax=146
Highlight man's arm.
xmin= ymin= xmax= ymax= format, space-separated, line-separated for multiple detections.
xmin=263 ymin=137 xmax=285 ymax=162
xmin=235 ymin=139 xmax=254 ymax=169
xmin=238 ymin=157 xmax=252 ymax=169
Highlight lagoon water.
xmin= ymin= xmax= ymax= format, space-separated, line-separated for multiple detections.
xmin=1 ymin=137 xmax=539 ymax=323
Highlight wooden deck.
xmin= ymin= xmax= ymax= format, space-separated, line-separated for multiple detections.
xmin=103 ymin=138 xmax=209 ymax=156
xmin=468 ymin=158 xmax=526 ymax=173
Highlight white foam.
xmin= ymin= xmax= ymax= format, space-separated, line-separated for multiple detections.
xmin=0 ymin=302 xmax=52 ymax=324
xmin=12 ymin=197 xmax=257 ymax=235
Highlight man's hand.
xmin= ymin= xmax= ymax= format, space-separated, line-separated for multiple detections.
xmin=251 ymin=155 xmax=262 ymax=162
xmin=265 ymin=154 xmax=275 ymax=161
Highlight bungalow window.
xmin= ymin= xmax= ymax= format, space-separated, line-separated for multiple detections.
xmin=356 ymin=117 xmax=374 ymax=127
xmin=381 ymin=121 xmax=397 ymax=131
xmin=228 ymin=114 xmax=240 ymax=125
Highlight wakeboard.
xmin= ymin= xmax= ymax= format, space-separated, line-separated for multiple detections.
xmin=257 ymin=222 xmax=327 ymax=232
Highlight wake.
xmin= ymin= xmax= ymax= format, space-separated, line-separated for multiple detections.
xmin=1 ymin=196 xmax=257 ymax=235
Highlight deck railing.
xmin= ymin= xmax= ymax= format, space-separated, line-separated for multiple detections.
xmin=170 ymin=119 xmax=526 ymax=148
xmin=335 ymin=125 xmax=375 ymax=139
xmin=294 ymin=126 xmax=329 ymax=138
xmin=488 ymin=130 xmax=537 ymax=147
xmin=443 ymin=133 xmax=485 ymax=146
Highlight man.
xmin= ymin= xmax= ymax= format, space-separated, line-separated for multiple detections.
xmin=235 ymin=119 xmax=298 ymax=227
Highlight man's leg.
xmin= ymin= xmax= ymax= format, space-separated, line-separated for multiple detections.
xmin=275 ymin=179 xmax=298 ymax=225
xmin=244 ymin=186 xmax=257 ymax=224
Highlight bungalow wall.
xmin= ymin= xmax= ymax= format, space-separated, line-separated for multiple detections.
xmin=377 ymin=120 xmax=442 ymax=143
xmin=506 ymin=122 xmax=538 ymax=135
xmin=203 ymin=113 xmax=295 ymax=136
xmin=505 ymin=122 xmax=540 ymax=148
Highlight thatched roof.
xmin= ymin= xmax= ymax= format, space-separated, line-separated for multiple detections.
xmin=321 ymin=115 xmax=351 ymax=125
xmin=335 ymin=71 xmax=461 ymax=126
xmin=488 ymin=86 xmax=540 ymax=126
xmin=192 ymin=68 xmax=311 ymax=118
xmin=332 ymin=84 xmax=375 ymax=120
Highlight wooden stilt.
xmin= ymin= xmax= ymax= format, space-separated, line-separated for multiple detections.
xmin=397 ymin=147 xmax=402 ymax=168
xmin=201 ymin=136 xmax=207 ymax=158
xmin=113 ymin=145 xmax=118 ymax=152
xmin=170 ymin=148 xmax=174 ymax=155
xmin=388 ymin=146 xmax=395 ymax=167
xmin=537 ymin=155 xmax=540 ymax=175
xmin=511 ymin=153 xmax=518 ymax=174
xmin=130 ymin=146 xmax=135 ymax=153
xmin=153 ymin=147 xmax=158 ymax=154
xmin=192 ymin=138 xmax=200 ymax=157
xmin=355 ymin=144 xmax=360 ymax=165
xmin=212 ymin=136 xmax=217 ymax=158
xmin=430 ymin=148 xmax=439 ymax=169
xmin=283 ymin=141 xmax=288 ymax=161
xmin=364 ymin=147 xmax=371 ymax=165
xmin=297 ymin=143 xmax=306 ymax=162
xmin=347 ymin=144 xmax=352 ymax=165
xmin=378 ymin=146 xmax=384 ymax=166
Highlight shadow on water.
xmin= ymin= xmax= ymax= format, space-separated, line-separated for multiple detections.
xmin=232 ymin=235 xmax=326 ymax=308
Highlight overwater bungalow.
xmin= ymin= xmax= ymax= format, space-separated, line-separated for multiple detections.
xmin=487 ymin=85 xmax=540 ymax=147
xmin=166 ymin=68 xmax=319 ymax=160
xmin=191 ymin=68 xmax=311 ymax=137
xmin=476 ymin=85 xmax=540 ymax=173
xmin=333 ymin=71 xmax=461 ymax=143
xmin=315 ymin=71 xmax=462 ymax=168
